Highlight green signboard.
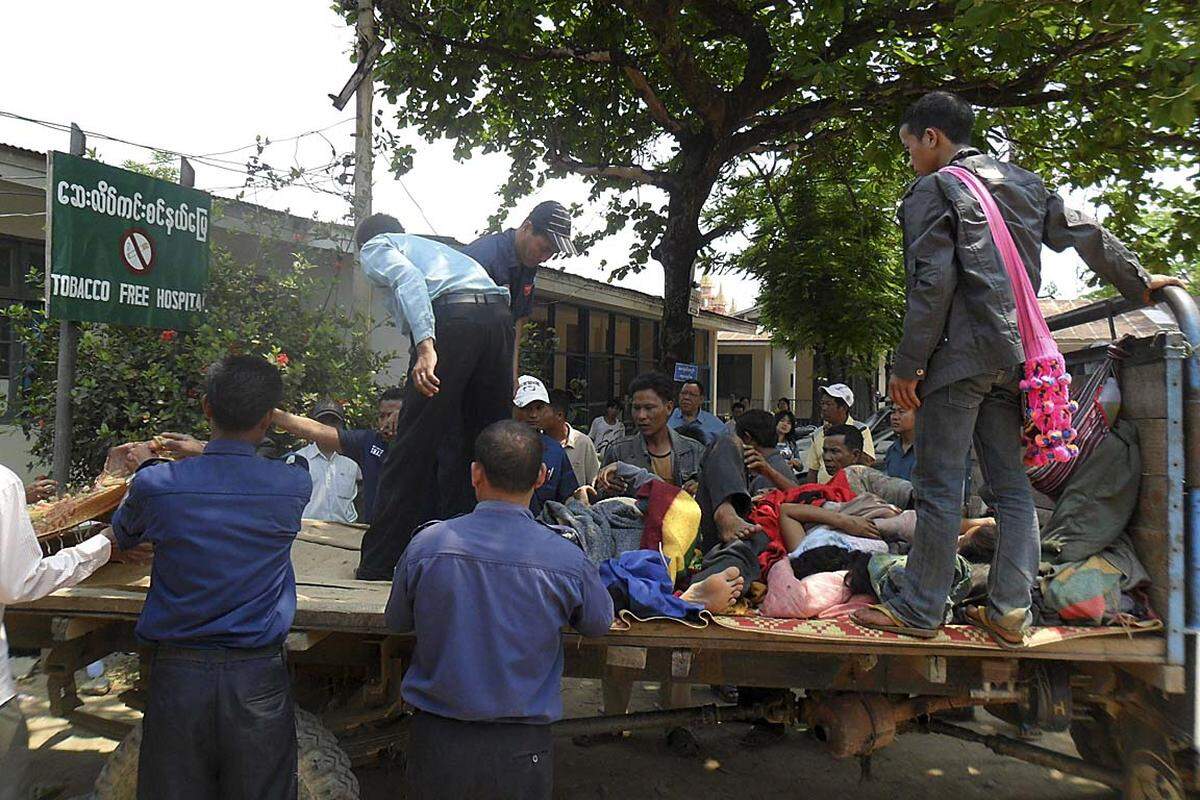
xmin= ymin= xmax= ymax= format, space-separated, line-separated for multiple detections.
xmin=46 ymin=151 xmax=211 ymax=329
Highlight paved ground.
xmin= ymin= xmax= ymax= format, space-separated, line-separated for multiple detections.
xmin=13 ymin=660 xmax=1114 ymax=799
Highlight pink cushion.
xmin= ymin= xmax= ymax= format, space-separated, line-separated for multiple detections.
xmin=761 ymin=560 xmax=852 ymax=619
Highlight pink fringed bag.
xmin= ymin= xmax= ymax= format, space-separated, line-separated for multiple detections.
xmin=940 ymin=165 xmax=1079 ymax=467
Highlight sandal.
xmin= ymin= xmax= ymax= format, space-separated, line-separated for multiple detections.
xmin=851 ymin=604 xmax=939 ymax=639
xmin=964 ymin=605 xmax=1027 ymax=649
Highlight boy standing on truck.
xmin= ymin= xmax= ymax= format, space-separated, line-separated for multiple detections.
xmin=853 ymin=91 xmax=1180 ymax=645
xmin=111 ymin=355 xmax=311 ymax=799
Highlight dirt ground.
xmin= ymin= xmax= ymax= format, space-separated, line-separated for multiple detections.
xmin=12 ymin=658 xmax=1114 ymax=800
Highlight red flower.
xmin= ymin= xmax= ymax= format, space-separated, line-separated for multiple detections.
xmin=276 ymin=353 xmax=290 ymax=366
xmin=160 ymin=330 xmax=177 ymax=342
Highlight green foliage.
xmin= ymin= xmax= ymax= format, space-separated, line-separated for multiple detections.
xmin=5 ymin=243 xmax=390 ymax=486
xmin=518 ymin=319 xmax=559 ymax=383
xmin=706 ymin=137 xmax=909 ymax=363
xmin=368 ymin=1 xmax=1197 ymax=362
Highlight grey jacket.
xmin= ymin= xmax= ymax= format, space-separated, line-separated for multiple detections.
xmin=600 ymin=427 xmax=704 ymax=487
xmin=896 ymin=149 xmax=1150 ymax=393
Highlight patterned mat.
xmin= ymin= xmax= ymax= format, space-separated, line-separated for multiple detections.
xmin=707 ymin=614 xmax=1162 ymax=649
xmin=609 ymin=610 xmax=1161 ymax=650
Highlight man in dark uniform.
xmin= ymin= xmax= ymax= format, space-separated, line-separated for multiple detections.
xmin=460 ymin=200 xmax=577 ymax=380
xmin=386 ymin=420 xmax=613 ymax=800
xmin=110 ymin=355 xmax=311 ymax=799
xmin=354 ymin=213 xmax=514 ymax=580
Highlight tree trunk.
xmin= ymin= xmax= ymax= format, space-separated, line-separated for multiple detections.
xmin=656 ymin=145 xmax=717 ymax=374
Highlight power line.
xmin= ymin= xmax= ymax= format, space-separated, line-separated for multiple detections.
xmin=197 ymin=118 xmax=354 ymax=158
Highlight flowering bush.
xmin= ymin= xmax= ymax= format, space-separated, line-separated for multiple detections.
xmin=5 ymin=246 xmax=391 ymax=485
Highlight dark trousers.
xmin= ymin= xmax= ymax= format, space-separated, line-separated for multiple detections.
xmin=406 ymin=711 xmax=552 ymax=800
xmin=696 ymin=434 xmax=753 ymax=552
xmin=886 ymin=367 xmax=1039 ymax=628
xmin=358 ymin=301 xmax=514 ymax=580
xmin=139 ymin=646 xmax=296 ymax=800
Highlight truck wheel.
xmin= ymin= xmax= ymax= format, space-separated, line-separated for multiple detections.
xmin=94 ymin=709 xmax=361 ymax=799
xmin=1070 ymin=712 xmax=1121 ymax=769
xmin=1120 ymin=714 xmax=1184 ymax=800
xmin=297 ymin=708 xmax=360 ymax=800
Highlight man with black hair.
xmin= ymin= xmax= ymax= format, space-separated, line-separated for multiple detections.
xmin=597 ymin=372 xmax=704 ymax=496
xmin=587 ymin=398 xmax=624 ymax=458
xmin=270 ymin=387 xmax=403 ymax=524
xmin=723 ymin=400 xmax=746 ymax=435
xmin=386 ymin=419 xmax=612 ymax=800
xmin=854 ymin=91 xmax=1181 ymax=644
xmin=110 ymin=355 xmax=312 ymax=799
xmin=354 ymin=213 xmax=514 ymax=580
xmin=667 ymin=379 xmax=725 ymax=444
xmin=461 ymin=201 xmax=578 ymax=381
xmin=695 ymin=409 xmax=797 ymax=552
xmin=546 ymin=388 xmax=599 ymax=486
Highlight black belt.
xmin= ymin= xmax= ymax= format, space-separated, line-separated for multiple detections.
xmin=433 ymin=291 xmax=508 ymax=309
xmin=152 ymin=643 xmax=283 ymax=662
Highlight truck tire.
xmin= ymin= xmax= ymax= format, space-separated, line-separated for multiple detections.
xmin=1070 ymin=713 xmax=1121 ymax=769
xmin=297 ymin=708 xmax=360 ymax=800
xmin=1119 ymin=713 xmax=1184 ymax=800
xmin=94 ymin=709 xmax=360 ymax=800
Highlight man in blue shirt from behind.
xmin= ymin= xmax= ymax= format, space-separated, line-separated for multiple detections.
xmin=354 ymin=213 xmax=514 ymax=580
xmin=386 ymin=420 xmax=613 ymax=800
xmin=111 ymin=355 xmax=311 ymax=800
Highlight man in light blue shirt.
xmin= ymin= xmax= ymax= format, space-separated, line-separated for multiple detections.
xmin=667 ymin=379 xmax=727 ymax=444
xmin=354 ymin=213 xmax=515 ymax=580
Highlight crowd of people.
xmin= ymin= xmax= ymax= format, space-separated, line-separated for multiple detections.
xmin=0 ymin=90 xmax=1183 ymax=800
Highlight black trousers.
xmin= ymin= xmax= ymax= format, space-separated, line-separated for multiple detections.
xmin=358 ymin=301 xmax=514 ymax=580
xmin=406 ymin=711 xmax=552 ymax=800
xmin=138 ymin=645 xmax=296 ymax=800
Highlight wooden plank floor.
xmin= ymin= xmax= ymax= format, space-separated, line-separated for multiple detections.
xmin=12 ymin=521 xmax=1167 ymax=664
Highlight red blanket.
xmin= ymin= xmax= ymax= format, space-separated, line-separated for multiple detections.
xmin=748 ymin=470 xmax=855 ymax=576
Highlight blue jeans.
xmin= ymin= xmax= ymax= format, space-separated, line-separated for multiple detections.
xmin=139 ymin=645 xmax=297 ymax=800
xmin=886 ymin=367 xmax=1039 ymax=629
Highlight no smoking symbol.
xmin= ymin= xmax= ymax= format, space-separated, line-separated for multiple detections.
xmin=120 ymin=228 xmax=155 ymax=275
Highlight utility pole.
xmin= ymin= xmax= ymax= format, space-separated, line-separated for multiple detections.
xmin=49 ymin=124 xmax=86 ymax=488
xmin=351 ymin=0 xmax=375 ymax=323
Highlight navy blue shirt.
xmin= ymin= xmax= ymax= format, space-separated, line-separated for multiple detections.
xmin=460 ymin=229 xmax=537 ymax=320
xmin=111 ymin=440 xmax=311 ymax=648
xmin=532 ymin=433 xmax=579 ymax=516
xmin=338 ymin=428 xmax=388 ymax=523
xmin=385 ymin=501 xmax=613 ymax=722
xmin=883 ymin=440 xmax=916 ymax=481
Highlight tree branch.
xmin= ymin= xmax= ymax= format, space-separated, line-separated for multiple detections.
xmin=546 ymin=151 xmax=677 ymax=189
xmin=621 ymin=65 xmax=686 ymax=134
xmin=699 ymin=221 xmax=737 ymax=247
xmin=377 ymin=3 xmax=617 ymax=65
xmin=615 ymin=0 xmax=728 ymax=132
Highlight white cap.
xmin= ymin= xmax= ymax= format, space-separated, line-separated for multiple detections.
xmin=513 ymin=375 xmax=550 ymax=407
xmin=821 ymin=383 xmax=855 ymax=407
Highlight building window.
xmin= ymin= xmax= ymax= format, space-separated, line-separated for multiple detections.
xmin=0 ymin=236 xmax=44 ymax=420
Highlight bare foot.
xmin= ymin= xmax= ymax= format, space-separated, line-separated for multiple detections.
xmin=680 ymin=566 xmax=745 ymax=612
xmin=713 ymin=501 xmax=762 ymax=544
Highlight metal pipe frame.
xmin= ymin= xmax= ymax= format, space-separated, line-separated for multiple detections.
xmin=926 ymin=719 xmax=1121 ymax=788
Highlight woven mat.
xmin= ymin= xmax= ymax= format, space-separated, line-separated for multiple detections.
xmin=610 ymin=610 xmax=1161 ymax=650
xmin=708 ymin=614 xmax=1161 ymax=649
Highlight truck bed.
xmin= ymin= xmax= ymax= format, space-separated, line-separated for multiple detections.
xmin=12 ymin=520 xmax=1166 ymax=666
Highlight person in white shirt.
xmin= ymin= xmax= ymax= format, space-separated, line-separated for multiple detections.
xmin=587 ymin=399 xmax=625 ymax=458
xmin=0 ymin=464 xmax=118 ymax=800
xmin=294 ymin=400 xmax=363 ymax=523
xmin=545 ymin=389 xmax=600 ymax=486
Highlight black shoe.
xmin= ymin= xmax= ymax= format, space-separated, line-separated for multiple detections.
xmin=354 ymin=567 xmax=392 ymax=581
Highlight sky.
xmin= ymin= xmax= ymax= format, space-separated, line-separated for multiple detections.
xmin=0 ymin=1 xmax=1103 ymax=313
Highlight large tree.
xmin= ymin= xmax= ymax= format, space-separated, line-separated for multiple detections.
xmin=368 ymin=0 xmax=1197 ymax=368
